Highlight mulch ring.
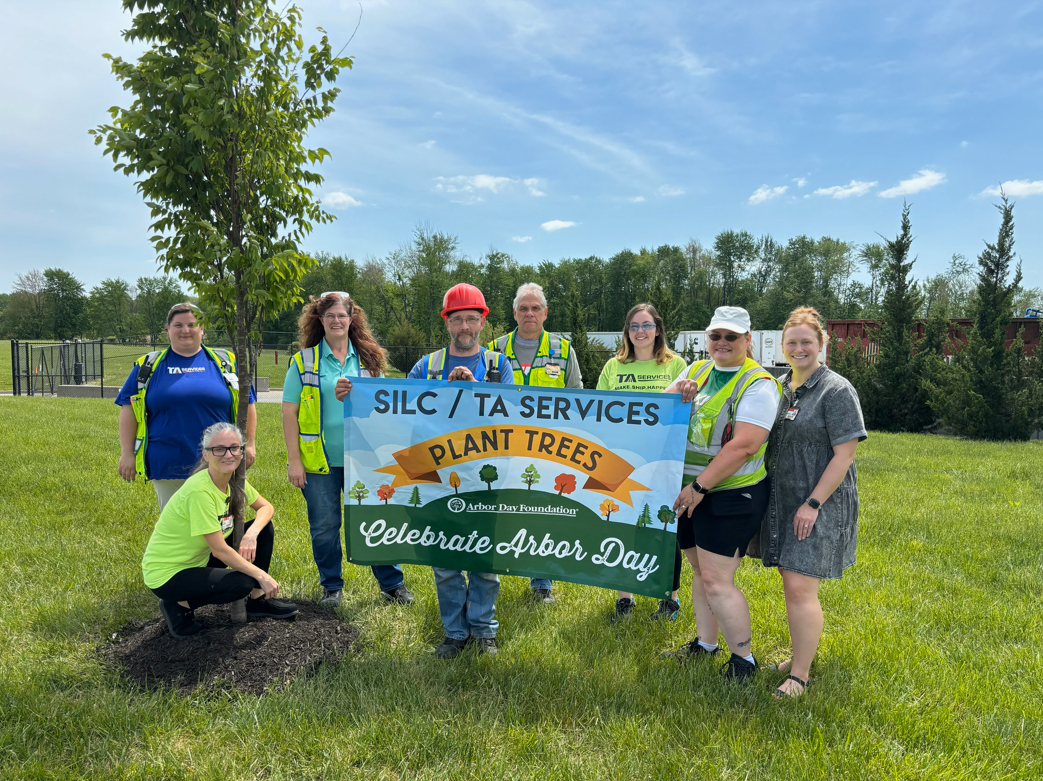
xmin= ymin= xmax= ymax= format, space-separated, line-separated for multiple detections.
xmin=103 ymin=603 xmax=358 ymax=695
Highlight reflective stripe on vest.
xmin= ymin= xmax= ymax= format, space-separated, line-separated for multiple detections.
xmin=293 ymin=343 xmax=372 ymax=475
xmin=681 ymin=357 xmax=779 ymax=491
xmin=129 ymin=345 xmax=240 ymax=480
xmin=489 ymin=330 xmax=571 ymax=387
xmin=423 ymin=347 xmax=506 ymax=382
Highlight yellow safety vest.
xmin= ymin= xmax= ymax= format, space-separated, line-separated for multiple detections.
xmin=421 ymin=347 xmax=509 ymax=381
xmin=682 ymin=357 xmax=780 ymax=491
xmin=291 ymin=343 xmax=373 ymax=474
xmin=129 ymin=345 xmax=240 ymax=480
xmin=488 ymin=330 xmax=571 ymax=387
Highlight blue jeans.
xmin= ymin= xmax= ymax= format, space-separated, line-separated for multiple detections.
xmin=301 ymin=467 xmax=404 ymax=593
xmin=432 ymin=568 xmax=499 ymax=640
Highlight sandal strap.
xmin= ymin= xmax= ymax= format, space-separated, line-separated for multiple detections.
xmin=785 ymin=674 xmax=808 ymax=689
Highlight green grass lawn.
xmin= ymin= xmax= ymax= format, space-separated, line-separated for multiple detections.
xmin=0 ymin=399 xmax=1040 ymax=780
xmin=0 ymin=340 xmax=11 ymax=391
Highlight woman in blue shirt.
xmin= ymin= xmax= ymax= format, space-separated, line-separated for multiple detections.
xmin=281 ymin=292 xmax=413 ymax=608
xmin=116 ymin=303 xmax=257 ymax=510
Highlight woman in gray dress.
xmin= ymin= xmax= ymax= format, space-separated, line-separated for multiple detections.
xmin=761 ymin=307 xmax=867 ymax=697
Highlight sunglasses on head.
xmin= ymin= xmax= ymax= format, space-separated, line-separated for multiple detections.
xmin=707 ymin=332 xmax=743 ymax=342
xmin=321 ymin=291 xmax=351 ymax=300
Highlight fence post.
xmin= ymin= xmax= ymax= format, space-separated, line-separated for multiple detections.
xmin=100 ymin=340 xmax=105 ymax=399
xmin=25 ymin=341 xmax=32 ymax=397
xmin=10 ymin=340 xmax=18 ymax=396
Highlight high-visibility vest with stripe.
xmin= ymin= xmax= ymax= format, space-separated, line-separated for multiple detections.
xmin=682 ymin=357 xmax=780 ymax=491
xmin=487 ymin=330 xmax=571 ymax=387
xmin=129 ymin=345 xmax=240 ymax=480
xmin=420 ymin=347 xmax=510 ymax=382
xmin=291 ymin=343 xmax=373 ymax=475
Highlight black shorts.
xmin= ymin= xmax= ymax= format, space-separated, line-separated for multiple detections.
xmin=677 ymin=478 xmax=770 ymax=557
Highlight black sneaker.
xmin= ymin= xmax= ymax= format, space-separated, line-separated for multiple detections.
xmin=611 ymin=597 xmax=635 ymax=622
xmin=722 ymin=653 xmax=758 ymax=681
xmin=319 ymin=589 xmax=342 ymax=607
xmin=159 ymin=600 xmax=202 ymax=639
xmin=435 ymin=636 xmax=469 ymax=659
xmin=532 ymin=587 xmax=555 ymax=605
xmin=661 ymin=638 xmax=720 ymax=661
xmin=651 ymin=598 xmax=680 ymax=620
xmin=381 ymin=585 xmax=415 ymax=605
xmin=473 ymin=637 xmax=498 ymax=657
xmin=246 ymin=596 xmax=299 ymax=620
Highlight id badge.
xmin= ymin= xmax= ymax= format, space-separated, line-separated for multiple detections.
xmin=785 ymin=407 xmax=800 ymax=420
xmin=544 ymin=363 xmax=561 ymax=379
xmin=219 ymin=513 xmax=234 ymax=533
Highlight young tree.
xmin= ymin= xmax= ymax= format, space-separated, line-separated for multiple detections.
xmin=478 ymin=464 xmax=499 ymax=490
xmin=376 ymin=484 xmax=395 ymax=504
xmin=598 ymin=498 xmax=619 ymax=522
xmin=44 ymin=269 xmax=87 ymax=340
xmin=448 ymin=472 xmax=461 ymax=494
xmin=94 ymin=2 xmax=351 ymax=618
xmin=521 ymin=464 xmax=540 ymax=490
xmin=657 ymin=505 xmax=676 ymax=530
xmin=349 ymin=481 xmax=369 ymax=505
xmin=553 ymin=473 xmax=576 ymax=496
xmin=636 ymin=504 xmax=652 ymax=528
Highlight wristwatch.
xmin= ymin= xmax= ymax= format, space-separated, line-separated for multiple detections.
xmin=692 ymin=481 xmax=710 ymax=495
xmin=805 ymin=497 xmax=821 ymax=510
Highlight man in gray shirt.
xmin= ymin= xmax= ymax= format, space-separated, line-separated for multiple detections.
xmin=487 ymin=282 xmax=583 ymax=603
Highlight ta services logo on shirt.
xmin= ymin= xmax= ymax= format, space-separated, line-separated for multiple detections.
xmin=168 ymin=366 xmax=207 ymax=374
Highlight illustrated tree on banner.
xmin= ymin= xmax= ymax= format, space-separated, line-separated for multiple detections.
xmin=377 ymin=484 xmax=395 ymax=504
xmin=478 ymin=464 xmax=499 ymax=490
xmin=349 ymin=481 xmax=369 ymax=505
xmin=449 ymin=472 xmax=461 ymax=494
xmin=521 ymin=464 xmax=541 ymax=490
xmin=658 ymin=505 xmax=676 ymax=530
xmin=408 ymin=486 xmax=422 ymax=506
xmin=599 ymin=498 xmax=619 ymax=522
xmin=554 ymin=473 xmax=577 ymax=496
xmin=636 ymin=504 xmax=652 ymax=528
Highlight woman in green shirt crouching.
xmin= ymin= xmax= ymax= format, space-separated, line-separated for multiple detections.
xmin=142 ymin=422 xmax=298 ymax=639
xmin=597 ymin=303 xmax=689 ymax=621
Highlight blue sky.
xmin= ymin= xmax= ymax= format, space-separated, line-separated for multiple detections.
xmin=2 ymin=0 xmax=1042 ymax=294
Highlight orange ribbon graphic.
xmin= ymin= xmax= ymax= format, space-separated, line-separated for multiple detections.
xmin=373 ymin=425 xmax=649 ymax=506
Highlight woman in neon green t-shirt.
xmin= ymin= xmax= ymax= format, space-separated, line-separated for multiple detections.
xmin=142 ymin=422 xmax=298 ymax=638
xmin=597 ymin=303 xmax=688 ymax=621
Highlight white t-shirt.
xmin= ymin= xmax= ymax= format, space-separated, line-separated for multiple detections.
xmin=685 ymin=362 xmax=781 ymax=431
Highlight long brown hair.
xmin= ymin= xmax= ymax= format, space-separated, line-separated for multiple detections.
xmin=297 ymin=293 xmax=388 ymax=376
xmin=616 ymin=303 xmax=676 ymax=364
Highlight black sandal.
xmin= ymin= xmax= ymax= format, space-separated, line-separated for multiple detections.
xmin=773 ymin=674 xmax=808 ymax=698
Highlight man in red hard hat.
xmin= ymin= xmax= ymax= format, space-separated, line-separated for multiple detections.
xmin=408 ymin=283 xmax=513 ymax=659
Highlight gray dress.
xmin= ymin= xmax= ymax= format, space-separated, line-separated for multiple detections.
xmin=760 ymin=364 xmax=867 ymax=579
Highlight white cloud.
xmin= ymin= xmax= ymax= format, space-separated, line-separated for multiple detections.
xmin=748 ymin=185 xmax=787 ymax=204
xmin=793 ymin=177 xmax=807 ymax=188
xmin=629 ymin=196 xmax=646 ymax=203
xmin=541 ymin=220 xmax=576 ymax=232
xmin=980 ymin=180 xmax=1043 ymax=197
xmin=512 ymin=235 xmax=533 ymax=243
xmin=658 ymin=185 xmax=685 ymax=197
xmin=813 ymin=180 xmax=877 ymax=199
xmin=523 ymin=178 xmax=546 ymax=196
xmin=323 ymin=192 xmax=362 ymax=209
xmin=879 ymin=169 xmax=946 ymax=198
xmin=420 ymin=140 xmax=437 ymax=149
xmin=433 ymin=174 xmax=544 ymax=197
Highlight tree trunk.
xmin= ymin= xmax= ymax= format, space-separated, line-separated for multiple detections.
xmin=230 ymin=284 xmax=250 ymax=624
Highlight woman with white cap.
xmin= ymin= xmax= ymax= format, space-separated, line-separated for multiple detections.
xmin=663 ymin=306 xmax=781 ymax=681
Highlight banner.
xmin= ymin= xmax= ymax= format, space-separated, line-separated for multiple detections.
xmin=344 ymin=377 xmax=688 ymax=599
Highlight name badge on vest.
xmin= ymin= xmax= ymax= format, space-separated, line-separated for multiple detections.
xmin=544 ymin=363 xmax=561 ymax=379
xmin=785 ymin=407 xmax=800 ymax=420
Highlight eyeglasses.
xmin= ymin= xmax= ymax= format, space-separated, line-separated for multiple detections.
xmin=322 ymin=291 xmax=351 ymax=300
xmin=707 ymin=332 xmax=744 ymax=342
xmin=322 ymin=312 xmax=352 ymax=321
xmin=628 ymin=322 xmax=657 ymax=333
xmin=206 ymin=445 xmax=244 ymax=456
xmin=448 ymin=316 xmax=482 ymax=327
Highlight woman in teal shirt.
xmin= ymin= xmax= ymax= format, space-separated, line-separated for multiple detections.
xmin=281 ymin=292 xmax=413 ymax=608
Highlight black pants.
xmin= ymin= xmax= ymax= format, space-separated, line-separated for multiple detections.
xmin=151 ymin=521 xmax=274 ymax=610
xmin=672 ymin=541 xmax=683 ymax=593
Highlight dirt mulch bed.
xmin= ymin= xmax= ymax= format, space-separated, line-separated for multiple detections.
xmin=104 ymin=603 xmax=358 ymax=695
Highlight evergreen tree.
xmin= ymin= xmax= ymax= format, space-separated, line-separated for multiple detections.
xmin=932 ymin=198 xmax=1043 ymax=439
xmin=565 ymin=287 xmax=608 ymax=388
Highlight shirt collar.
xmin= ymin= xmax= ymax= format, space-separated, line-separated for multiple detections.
xmin=319 ymin=338 xmax=356 ymax=362
xmin=786 ymin=363 xmax=828 ymax=391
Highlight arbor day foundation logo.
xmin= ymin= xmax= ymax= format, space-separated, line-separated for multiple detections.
xmin=447 ymin=497 xmax=466 ymax=513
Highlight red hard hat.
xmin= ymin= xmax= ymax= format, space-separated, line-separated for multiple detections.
xmin=441 ymin=283 xmax=489 ymax=318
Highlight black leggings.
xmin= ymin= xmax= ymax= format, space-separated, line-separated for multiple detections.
xmin=672 ymin=541 xmax=683 ymax=593
xmin=151 ymin=521 xmax=274 ymax=610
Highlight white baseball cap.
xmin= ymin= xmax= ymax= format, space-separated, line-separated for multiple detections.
xmin=706 ymin=306 xmax=751 ymax=334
